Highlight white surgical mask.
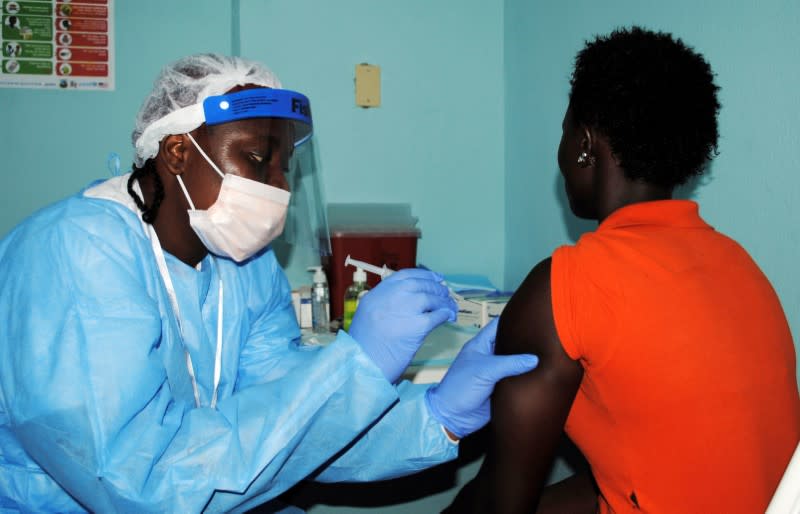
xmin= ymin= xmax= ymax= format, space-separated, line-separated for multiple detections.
xmin=177 ymin=132 xmax=291 ymax=262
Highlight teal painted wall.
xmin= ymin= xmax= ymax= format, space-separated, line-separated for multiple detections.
xmin=238 ymin=0 xmax=507 ymax=288
xmin=0 ymin=1 xmax=234 ymax=235
xmin=504 ymin=0 xmax=800 ymax=381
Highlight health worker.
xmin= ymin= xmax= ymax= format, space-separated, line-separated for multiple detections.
xmin=0 ymin=54 xmax=538 ymax=513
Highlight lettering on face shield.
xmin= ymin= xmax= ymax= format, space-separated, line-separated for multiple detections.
xmin=291 ymin=97 xmax=310 ymax=117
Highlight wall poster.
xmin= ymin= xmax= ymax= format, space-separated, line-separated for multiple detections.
xmin=1 ymin=0 xmax=114 ymax=90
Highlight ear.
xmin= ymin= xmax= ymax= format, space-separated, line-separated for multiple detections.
xmin=580 ymin=124 xmax=594 ymax=156
xmin=159 ymin=134 xmax=189 ymax=176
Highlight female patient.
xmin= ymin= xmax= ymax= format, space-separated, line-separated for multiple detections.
xmin=447 ymin=26 xmax=800 ymax=513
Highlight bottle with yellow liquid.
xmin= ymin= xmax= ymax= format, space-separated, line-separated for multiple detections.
xmin=342 ymin=267 xmax=369 ymax=331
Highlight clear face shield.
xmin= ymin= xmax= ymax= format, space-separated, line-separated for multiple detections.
xmin=203 ymin=88 xmax=331 ymax=256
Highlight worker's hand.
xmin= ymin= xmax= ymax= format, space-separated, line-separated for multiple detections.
xmin=349 ymin=268 xmax=457 ymax=384
xmin=424 ymin=318 xmax=539 ymax=439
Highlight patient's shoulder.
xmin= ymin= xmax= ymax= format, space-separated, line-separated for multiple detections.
xmin=496 ymin=257 xmax=579 ymax=377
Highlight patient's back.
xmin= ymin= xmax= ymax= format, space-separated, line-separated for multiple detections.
xmin=551 ymin=200 xmax=800 ymax=513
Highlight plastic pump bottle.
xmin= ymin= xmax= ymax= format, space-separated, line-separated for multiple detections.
xmin=307 ymin=266 xmax=330 ymax=334
xmin=343 ymin=267 xmax=370 ymax=331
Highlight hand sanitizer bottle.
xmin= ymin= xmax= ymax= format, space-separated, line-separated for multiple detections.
xmin=343 ymin=267 xmax=370 ymax=331
xmin=308 ymin=266 xmax=330 ymax=334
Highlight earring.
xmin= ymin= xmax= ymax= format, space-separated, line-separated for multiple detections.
xmin=577 ymin=151 xmax=595 ymax=168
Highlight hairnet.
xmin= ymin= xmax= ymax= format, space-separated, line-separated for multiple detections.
xmin=132 ymin=53 xmax=282 ymax=167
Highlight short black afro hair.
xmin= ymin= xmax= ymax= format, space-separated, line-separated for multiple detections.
xmin=569 ymin=26 xmax=720 ymax=188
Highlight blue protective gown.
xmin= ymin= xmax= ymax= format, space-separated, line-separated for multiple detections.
xmin=0 ymin=175 xmax=457 ymax=513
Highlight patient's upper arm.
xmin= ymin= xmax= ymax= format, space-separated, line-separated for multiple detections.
xmin=488 ymin=257 xmax=584 ymax=513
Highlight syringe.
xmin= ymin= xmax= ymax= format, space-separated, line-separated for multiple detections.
xmin=346 ymin=256 xmax=468 ymax=305
xmin=345 ymin=257 xmax=467 ymax=325
xmin=344 ymin=255 xmax=395 ymax=279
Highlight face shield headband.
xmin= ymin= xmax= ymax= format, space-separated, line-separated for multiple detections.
xmin=203 ymin=88 xmax=313 ymax=147
xmin=135 ymin=87 xmax=313 ymax=165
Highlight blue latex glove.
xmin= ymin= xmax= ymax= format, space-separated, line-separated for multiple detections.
xmin=349 ymin=268 xmax=458 ymax=384
xmin=424 ymin=318 xmax=539 ymax=438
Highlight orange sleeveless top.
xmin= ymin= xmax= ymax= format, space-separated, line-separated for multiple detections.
xmin=551 ymin=200 xmax=799 ymax=513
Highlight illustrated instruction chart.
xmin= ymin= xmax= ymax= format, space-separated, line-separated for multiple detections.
xmin=1 ymin=0 xmax=114 ymax=90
